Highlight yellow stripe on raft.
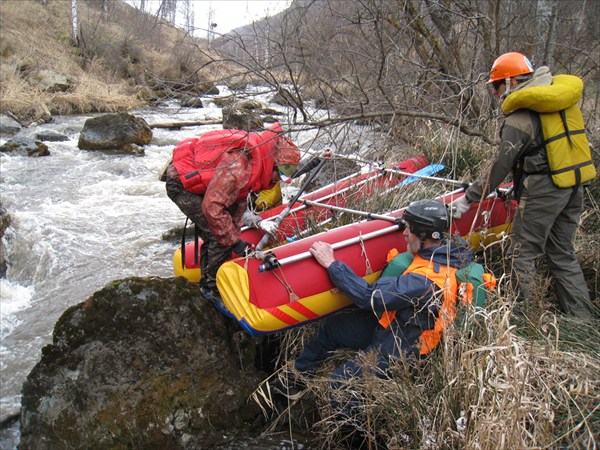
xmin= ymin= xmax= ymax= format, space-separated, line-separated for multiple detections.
xmin=217 ymin=261 xmax=383 ymax=334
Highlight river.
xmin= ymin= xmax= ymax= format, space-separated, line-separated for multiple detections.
xmin=0 ymin=87 xmax=375 ymax=448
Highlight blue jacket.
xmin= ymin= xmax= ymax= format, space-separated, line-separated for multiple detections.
xmin=327 ymin=237 xmax=474 ymax=357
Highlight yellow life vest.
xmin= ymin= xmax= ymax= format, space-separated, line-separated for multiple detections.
xmin=254 ymin=183 xmax=283 ymax=211
xmin=502 ymin=74 xmax=596 ymax=188
xmin=539 ymin=105 xmax=596 ymax=188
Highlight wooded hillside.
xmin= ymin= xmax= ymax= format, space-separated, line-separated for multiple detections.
xmin=0 ymin=0 xmax=244 ymax=122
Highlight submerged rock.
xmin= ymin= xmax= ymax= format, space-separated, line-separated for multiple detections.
xmin=19 ymin=276 xmax=266 ymax=449
xmin=0 ymin=114 xmax=22 ymax=137
xmin=222 ymin=100 xmax=264 ymax=131
xmin=0 ymin=136 xmax=50 ymax=157
xmin=0 ymin=204 xmax=11 ymax=278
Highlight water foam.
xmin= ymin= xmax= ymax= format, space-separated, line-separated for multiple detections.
xmin=0 ymin=279 xmax=34 ymax=340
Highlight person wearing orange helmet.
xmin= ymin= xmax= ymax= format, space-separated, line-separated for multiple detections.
xmin=486 ymin=51 xmax=535 ymax=98
xmin=165 ymin=123 xmax=300 ymax=311
xmin=450 ymin=52 xmax=596 ymax=319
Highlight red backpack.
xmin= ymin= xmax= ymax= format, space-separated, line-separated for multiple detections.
xmin=172 ymin=129 xmax=278 ymax=196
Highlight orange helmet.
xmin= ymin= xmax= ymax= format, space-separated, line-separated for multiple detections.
xmin=487 ymin=52 xmax=534 ymax=83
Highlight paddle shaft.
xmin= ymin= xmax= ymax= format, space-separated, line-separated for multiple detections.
xmin=299 ymin=198 xmax=398 ymax=223
xmin=255 ymin=157 xmax=328 ymax=251
xmin=384 ymin=168 xmax=470 ymax=187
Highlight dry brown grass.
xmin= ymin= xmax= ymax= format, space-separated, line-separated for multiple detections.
xmin=257 ymin=297 xmax=599 ymax=449
xmin=0 ymin=0 xmax=240 ymax=122
xmin=0 ymin=0 xmax=138 ymax=120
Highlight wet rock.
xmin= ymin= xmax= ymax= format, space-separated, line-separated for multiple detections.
xmin=0 ymin=137 xmax=50 ymax=156
xmin=223 ymin=100 xmax=264 ymax=131
xmin=19 ymin=277 xmax=266 ymax=450
xmin=0 ymin=204 xmax=11 ymax=278
xmin=227 ymin=80 xmax=249 ymax=91
xmin=179 ymin=95 xmax=204 ymax=108
xmin=0 ymin=114 xmax=22 ymax=137
xmin=211 ymin=96 xmax=236 ymax=108
xmin=78 ymin=112 xmax=152 ymax=152
xmin=34 ymin=130 xmax=69 ymax=142
xmin=271 ymin=88 xmax=302 ymax=109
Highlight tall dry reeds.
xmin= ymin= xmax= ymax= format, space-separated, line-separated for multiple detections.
xmin=258 ymin=297 xmax=599 ymax=448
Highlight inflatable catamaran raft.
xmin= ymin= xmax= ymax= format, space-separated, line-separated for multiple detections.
xmin=216 ymin=186 xmax=516 ymax=336
xmin=174 ymin=155 xmax=433 ymax=281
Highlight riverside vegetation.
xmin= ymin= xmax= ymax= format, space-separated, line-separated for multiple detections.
xmin=1 ymin=0 xmax=598 ymax=448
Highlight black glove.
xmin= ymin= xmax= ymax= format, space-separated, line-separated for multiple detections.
xmin=395 ymin=217 xmax=407 ymax=231
xmin=232 ymin=239 xmax=253 ymax=256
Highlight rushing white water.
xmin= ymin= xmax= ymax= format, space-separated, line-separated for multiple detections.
xmin=0 ymin=94 xmax=250 ymax=444
xmin=0 ymin=87 xmax=382 ymax=446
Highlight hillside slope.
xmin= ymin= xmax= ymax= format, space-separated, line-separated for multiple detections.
xmin=0 ymin=0 xmax=238 ymax=123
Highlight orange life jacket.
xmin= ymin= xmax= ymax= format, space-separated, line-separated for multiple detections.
xmin=172 ymin=129 xmax=279 ymax=199
xmin=378 ymin=254 xmax=461 ymax=355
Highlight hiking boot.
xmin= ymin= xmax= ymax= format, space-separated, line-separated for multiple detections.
xmin=200 ymin=287 xmax=234 ymax=319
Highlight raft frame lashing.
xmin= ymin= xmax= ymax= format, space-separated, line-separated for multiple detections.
xmin=271 ymin=267 xmax=300 ymax=302
xmin=358 ymin=233 xmax=373 ymax=275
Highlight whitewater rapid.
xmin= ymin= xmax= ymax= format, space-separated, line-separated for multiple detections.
xmin=0 ymin=85 xmax=380 ymax=448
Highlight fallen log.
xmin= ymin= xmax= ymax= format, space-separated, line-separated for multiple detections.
xmin=149 ymin=119 xmax=223 ymax=130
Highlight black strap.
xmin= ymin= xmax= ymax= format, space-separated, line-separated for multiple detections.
xmin=560 ymin=110 xmax=573 ymax=146
xmin=194 ymin=223 xmax=200 ymax=266
xmin=180 ymin=216 xmax=189 ymax=270
xmin=180 ymin=217 xmax=202 ymax=269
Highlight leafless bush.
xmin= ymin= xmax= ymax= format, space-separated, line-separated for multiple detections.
xmin=214 ymin=0 xmax=599 ymax=150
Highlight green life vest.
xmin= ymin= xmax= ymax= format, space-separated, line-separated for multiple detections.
xmin=539 ymin=105 xmax=596 ymax=188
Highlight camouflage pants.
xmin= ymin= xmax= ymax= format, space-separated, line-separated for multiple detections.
xmin=510 ymin=174 xmax=593 ymax=318
xmin=166 ymin=169 xmax=233 ymax=291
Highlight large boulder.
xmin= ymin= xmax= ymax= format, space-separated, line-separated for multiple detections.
xmin=19 ymin=277 xmax=266 ymax=450
xmin=78 ymin=112 xmax=152 ymax=153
